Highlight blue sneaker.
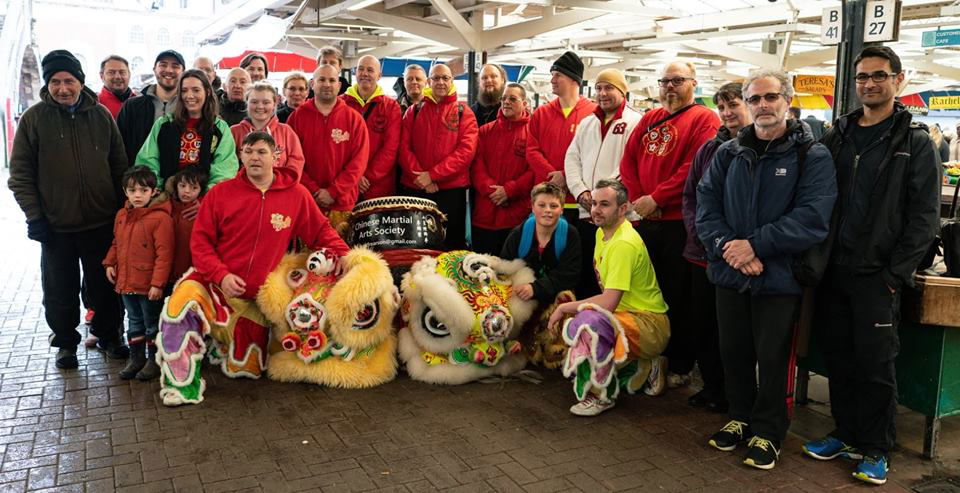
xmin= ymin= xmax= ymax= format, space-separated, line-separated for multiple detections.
xmin=853 ymin=455 xmax=888 ymax=485
xmin=802 ymin=436 xmax=863 ymax=461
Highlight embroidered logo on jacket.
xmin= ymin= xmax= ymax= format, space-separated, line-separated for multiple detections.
xmin=612 ymin=122 xmax=627 ymax=135
xmin=271 ymin=213 xmax=292 ymax=231
xmin=331 ymin=129 xmax=350 ymax=144
xmin=513 ymin=138 xmax=526 ymax=158
xmin=643 ymin=121 xmax=677 ymax=157
xmin=775 ymin=168 xmax=787 ymax=177
xmin=444 ymin=106 xmax=461 ymax=131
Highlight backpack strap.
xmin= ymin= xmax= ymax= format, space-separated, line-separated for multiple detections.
xmin=517 ymin=214 xmax=567 ymax=258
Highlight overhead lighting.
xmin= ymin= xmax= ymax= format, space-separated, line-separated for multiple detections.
xmin=347 ymin=0 xmax=380 ymax=11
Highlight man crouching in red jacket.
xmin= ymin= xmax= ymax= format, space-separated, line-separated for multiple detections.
xmin=155 ymin=131 xmax=349 ymax=406
xmin=399 ymin=63 xmax=478 ymax=250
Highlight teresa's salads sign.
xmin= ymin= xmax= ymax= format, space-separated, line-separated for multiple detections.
xmin=793 ymin=75 xmax=836 ymax=96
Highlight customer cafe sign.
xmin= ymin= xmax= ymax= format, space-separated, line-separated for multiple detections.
xmin=793 ymin=75 xmax=835 ymax=96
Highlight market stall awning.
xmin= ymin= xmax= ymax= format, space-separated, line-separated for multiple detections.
xmin=218 ymin=50 xmax=317 ymax=73
xmin=791 ymin=95 xmax=833 ymax=110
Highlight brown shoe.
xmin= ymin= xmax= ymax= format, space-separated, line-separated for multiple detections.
xmin=84 ymin=335 xmax=99 ymax=348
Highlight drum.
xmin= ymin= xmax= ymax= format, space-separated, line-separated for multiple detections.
xmin=348 ymin=196 xmax=447 ymax=282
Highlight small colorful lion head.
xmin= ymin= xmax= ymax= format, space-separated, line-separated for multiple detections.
xmin=257 ymin=247 xmax=399 ymax=388
xmin=397 ymin=251 xmax=537 ymax=384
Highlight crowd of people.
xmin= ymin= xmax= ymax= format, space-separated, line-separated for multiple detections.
xmin=7 ymin=42 xmax=942 ymax=486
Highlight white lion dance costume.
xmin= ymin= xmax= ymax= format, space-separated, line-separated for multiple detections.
xmin=397 ymin=250 xmax=537 ymax=384
xmin=257 ymin=247 xmax=399 ymax=388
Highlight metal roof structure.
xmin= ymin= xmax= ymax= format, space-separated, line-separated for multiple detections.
xmin=194 ymin=0 xmax=960 ymax=97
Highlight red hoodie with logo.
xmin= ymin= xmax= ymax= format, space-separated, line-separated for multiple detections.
xmin=471 ymin=109 xmax=534 ymax=230
xmin=340 ymin=89 xmax=402 ymax=200
xmin=190 ymin=166 xmax=348 ymax=299
xmin=526 ymin=97 xmax=597 ymax=202
xmin=398 ymin=90 xmax=478 ymax=190
xmin=230 ymin=116 xmax=305 ymax=180
xmin=287 ymin=98 xmax=370 ymax=211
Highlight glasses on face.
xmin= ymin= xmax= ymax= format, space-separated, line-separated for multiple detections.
xmin=745 ymin=93 xmax=783 ymax=105
xmin=854 ymin=71 xmax=899 ymax=84
xmin=502 ymin=95 xmax=524 ymax=104
xmin=430 ymin=75 xmax=452 ymax=82
xmin=657 ymin=77 xmax=693 ymax=87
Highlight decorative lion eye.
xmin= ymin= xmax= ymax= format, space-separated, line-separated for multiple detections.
xmin=353 ymin=300 xmax=379 ymax=330
xmin=420 ymin=309 xmax=449 ymax=338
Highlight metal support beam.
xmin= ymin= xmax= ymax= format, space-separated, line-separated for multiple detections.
xmin=351 ymin=8 xmax=467 ymax=48
xmin=833 ymin=0 xmax=869 ymax=118
xmin=681 ymin=41 xmax=779 ymax=68
xmin=783 ymin=48 xmax=837 ymax=71
xmin=428 ymin=0 xmax=482 ymax=51
xmin=467 ymin=51 xmax=478 ymax=105
xmin=482 ymin=9 xmax=606 ymax=49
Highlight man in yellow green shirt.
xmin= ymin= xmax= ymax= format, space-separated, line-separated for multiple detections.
xmin=548 ymin=179 xmax=671 ymax=416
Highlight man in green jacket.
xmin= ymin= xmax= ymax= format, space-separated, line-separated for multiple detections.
xmin=8 ymin=50 xmax=129 ymax=369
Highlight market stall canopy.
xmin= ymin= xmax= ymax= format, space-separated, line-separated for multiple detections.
xmin=219 ymin=50 xmax=318 ymax=73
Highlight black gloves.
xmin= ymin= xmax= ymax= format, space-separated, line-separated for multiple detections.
xmin=26 ymin=218 xmax=53 ymax=243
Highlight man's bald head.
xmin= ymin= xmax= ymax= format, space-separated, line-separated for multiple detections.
xmin=312 ymin=64 xmax=341 ymax=104
xmin=355 ymin=55 xmax=382 ymax=99
xmin=661 ymin=61 xmax=696 ymax=78
xmin=658 ymin=60 xmax=697 ymax=112
xmin=226 ymin=67 xmax=251 ymax=102
xmin=428 ymin=64 xmax=453 ymax=97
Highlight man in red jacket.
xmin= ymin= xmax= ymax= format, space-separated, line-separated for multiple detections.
xmin=471 ymin=83 xmax=533 ymax=255
xmin=399 ymin=63 xmax=478 ymax=250
xmin=341 ymin=55 xmax=402 ymax=201
xmin=98 ymin=55 xmax=136 ymax=119
xmin=526 ymin=51 xmax=597 ymax=221
xmin=288 ymin=64 xmax=370 ymax=234
xmin=156 ymin=131 xmax=349 ymax=406
xmin=619 ymin=61 xmax=721 ymax=392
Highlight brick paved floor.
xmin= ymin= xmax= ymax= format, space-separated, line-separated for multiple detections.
xmin=0 ymin=173 xmax=956 ymax=492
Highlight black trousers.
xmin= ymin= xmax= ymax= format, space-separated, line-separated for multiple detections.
xmin=816 ymin=265 xmax=899 ymax=456
xmin=571 ymin=215 xmax=600 ymax=299
xmin=716 ymin=288 xmax=799 ymax=442
xmin=691 ymin=263 xmax=724 ymax=399
xmin=41 ymin=223 xmax=123 ymax=349
xmin=634 ymin=220 xmax=693 ymax=374
xmin=400 ymin=186 xmax=468 ymax=251
xmin=471 ymin=226 xmax=511 ymax=256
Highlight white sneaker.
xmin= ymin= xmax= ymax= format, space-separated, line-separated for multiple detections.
xmin=667 ymin=372 xmax=691 ymax=389
xmin=569 ymin=394 xmax=615 ymax=416
xmin=643 ymin=356 xmax=668 ymax=396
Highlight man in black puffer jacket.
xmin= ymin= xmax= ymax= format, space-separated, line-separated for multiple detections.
xmin=697 ymin=69 xmax=837 ymax=471
xmin=116 ymin=50 xmax=184 ymax=165
xmin=802 ymin=46 xmax=941 ymax=486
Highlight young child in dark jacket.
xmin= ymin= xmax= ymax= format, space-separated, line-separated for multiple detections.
xmin=104 ymin=166 xmax=174 ymax=381
xmin=167 ymin=167 xmax=208 ymax=291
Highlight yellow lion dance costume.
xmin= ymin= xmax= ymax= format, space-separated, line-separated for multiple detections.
xmin=398 ymin=251 xmax=537 ymax=384
xmin=257 ymin=247 xmax=399 ymax=388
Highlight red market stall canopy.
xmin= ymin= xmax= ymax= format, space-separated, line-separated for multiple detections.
xmin=218 ymin=50 xmax=317 ymax=73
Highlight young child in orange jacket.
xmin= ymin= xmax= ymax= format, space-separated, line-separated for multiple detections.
xmin=103 ymin=166 xmax=174 ymax=381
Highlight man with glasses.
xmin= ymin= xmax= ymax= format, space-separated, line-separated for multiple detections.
xmin=398 ymin=63 xmax=478 ymax=250
xmin=564 ymin=68 xmax=641 ymax=298
xmin=619 ymin=62 xmax=720 ymax=393
xmin=697 ymin=68 xmax=836 ymax=471
xmin=802 ymin=46 xmax=940 ymax=485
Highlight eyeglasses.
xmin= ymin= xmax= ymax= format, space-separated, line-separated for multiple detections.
xmin=854 ymin=71 xmax=899 ymax=84
xmin=657 ymin=77 xmax=693 ymax=87
xmin=745 ymin=93 xmax=783 ymax=105
xmin=430 ymin=75 xmax=452 ymax=82
xmin=502 ymin=96 xmax=524 ymax=103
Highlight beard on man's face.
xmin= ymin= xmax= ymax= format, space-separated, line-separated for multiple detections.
xmin=478 ymin=87 xmax=502 ymax=106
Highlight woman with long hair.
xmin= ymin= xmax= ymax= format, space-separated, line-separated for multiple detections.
xmin=135 ymin=69 xmax=239 ymax=191
xmin=229 ymin=82 xmax=304 ymax=179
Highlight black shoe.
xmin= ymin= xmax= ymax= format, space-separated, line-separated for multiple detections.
xmin=136 ymin=345 xmax=160 ymax=381
xmin=706 ymin=398 xmax=729 ymax=414
xmin=743 ymin=436 xmax=780 ymax=470
xmin=709 ymin=420 xmax=751 ymax=451
xmin=55 ymin=348 xmax=78 ymax=369
xmin=97 ymin=339 xmax=130 ymax=360
xmin=119 ymin=343 xmax=146 ymax=380
xmin=688 ymin=390 xmax=709 ymax=408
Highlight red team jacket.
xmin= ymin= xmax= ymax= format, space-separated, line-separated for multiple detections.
xmin=190 ymin=166 xmax=348 ymax=299
xmin=341 ymin=87 xmax=402 ymax=200
xmin=399 ymin=89 xmax=478 ymax=190
xmin=230 ymin=116 xmax=306 ymax=180
xmin=471 ymin=109 xmax=534 ymax=231
xmin=619 ymin=105 xmax=721 ymax=221
xmin=525 ymin=97 xmax=597 ymax=202
xmin=287 ymin=98 xmax=370 ymax=211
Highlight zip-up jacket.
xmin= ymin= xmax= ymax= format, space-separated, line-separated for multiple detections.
xmin=169 ymin=198 xmax=198 ymax=285
xmin=821 ymin=102 xmax=941 ymax=289
xmin=682 ymin=125 xmax=734 ymax=265
xmin=696 ymin=121 xmax=837 ymax=295
xmin=230 ymin=116 xmax=305 ymax=179
xmin=134 ymin=114 xmax=239 ymax=190
xmin=103 ymin=196 xmax=174 ymax=294
xmin=341 ymin=85 xmax=402 ymax=199
xmin=9 ymin=86 xmax=127 ymax=232
xmin=218 ymin=92 xmax=247 ymax=126
xmin=565 ymin=100 xmax=642 ymax=218
xmin=191 ymin=166 xmax=349 ymax=299
xmin=620 ymin=104 xmax=720 ymax=220
xmin=500 ymin=221 xmax=582 ymax=305
xmin=399 ymin=88 xmax=478 ymax=190
xmin=117 ymin=84 xmax=175 ymax=166
xmin=98 ymin=86 xmax=136 ymax=119
xmin=288 ymin=97 xmax=370 ymax=211
xmin=471 ymin=109 xmax=534 ymax=230
xmin=526 ymin=97 xmax=597 ymax=203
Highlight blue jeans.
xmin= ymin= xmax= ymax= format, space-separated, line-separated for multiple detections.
xmin=121 ymin=294 xmax=162 ymax=344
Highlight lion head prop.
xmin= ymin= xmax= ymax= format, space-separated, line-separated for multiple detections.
xmin=257 ymin=247 xmax=399 ymax=388
xmin=397 ymin=251 xmax=537 ymax=384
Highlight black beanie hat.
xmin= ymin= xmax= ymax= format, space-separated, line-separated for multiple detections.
xmin=42 ymin=50 xmax=85 ymax=85
xmin=550 ymin=51 xmax=584 ymax=85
